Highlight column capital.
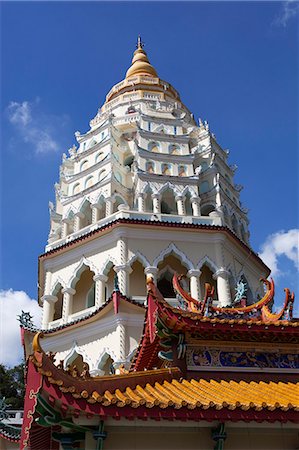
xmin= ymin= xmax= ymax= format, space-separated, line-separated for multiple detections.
xmin=106 ymin=196 xmax=116 ymax=203
xmin=137 ymin=192 xmax=145 ymax=198
xmin=114 ymin=264 xmax=132 ymax=274
xmin=187 ymin=269 xmax=202 ymax=278
xmin=74 ymin=211 xmax=84 ymax=218
xmin=144 ymin=266 xmax=159 ymax=276
xmin=191 ymin=196 xmax=201 ymax=204
xmin=93 ymin=273 xmax=108 ymax=282
xmin=213 ymin=268 xmax=230 ymax=280
xmin=175 ymin=194 xmax=184 ymax=201
xmin=41 ymin=294 xmax=57 ymax=304
xmin=151 ymin=193 xmax=161 ymax=200
xmin=62 ymin=287 xmax=76 ymax=295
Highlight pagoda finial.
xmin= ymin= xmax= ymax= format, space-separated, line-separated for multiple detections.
xmin=126 ymin=37 xmax=158 ymax=79
xmin=137 ymin=35 xmax=144 ymax=49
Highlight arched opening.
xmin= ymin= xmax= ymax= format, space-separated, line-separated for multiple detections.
xmin=169 ymin=144 xmax=180 ymax=155
xmin=199 ymin=181 xmax=210 ymax=194
xmin=85 ymin=176 xmax=94 ymax=189
xmin=65 ymin=352 xmax=89 ymax=376
xmin=98 ymin=354 xmax=115 ymax=376
xmin=72 ymin=265 xmax=95 ymax=314
xmin=185 ymin=192 xmax=193 ymax=215
xmin=80 ymin=160 xmax=88 ymax=172
xmin=129 ymin=260 xmax=146 ymax=298
xmin=199 ymin=264 xmax=217 ymax=301
xmin=53 ymin=283 xmax=63 ymax=321
xmin=97 ymin=196 xmax=106 ymax=221
xmin=98 ymin=169 xmax=106 ymax=182
xmin=144 ymin=189 xmax=153 ymax=212
xmin=113 ymin=194 xmax=126 ymax=213
xmin=95 ymin=152 xmax=104 ymax=164
xmin=148 ymin=142 xmax=160 ymax=153
xmin=157 ymin=255 xmax=189 ymax=299
xmin=72 ymin=183 xmax=80 ymax=195
xmin=80 ymin=200 xmax=92 ymax=228
xmin=178 ymin=165 xmax=187 ymax=176
xmin=161 ymin=164 xmax=171 ymax=175
xmin=146 ymin=161 xmax=155 ymax=173
xmin=201 ymin=204 xmax=215 ymax=216
xmin=124 ymin=154 xmax=134 ymax=170
xmin=160 ymin=188 xmax=177 ymax=214
xmin=239 ymin=275 xmax=254 ymax=305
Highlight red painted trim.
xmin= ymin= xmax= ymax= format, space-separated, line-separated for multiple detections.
xmin=39 ymin=219 xmax=269 ymax=273
xmin=20 ymin=360 xmax=43 ymax=450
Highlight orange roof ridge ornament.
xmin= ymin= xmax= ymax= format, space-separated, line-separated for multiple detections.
xmin=126 ymin=37 xmax=158 ymax=79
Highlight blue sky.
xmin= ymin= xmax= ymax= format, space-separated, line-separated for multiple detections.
xmin=1 ymin=1 xmax=298 ymax=346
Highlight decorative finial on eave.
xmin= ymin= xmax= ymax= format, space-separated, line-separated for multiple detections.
xmin=137 ymin=34 xmax=144 ymax=49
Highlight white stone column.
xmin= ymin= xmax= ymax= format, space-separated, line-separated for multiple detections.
xmin=91 ymin=204 xmax=99 ymax=224
xmin=116 ymin=321 xmax=126 ymax=362
xmin=213 ymin=269 xmax=231 ymax=306
xmin=152 ymin=194 xmax=161 ymax=214
xmin=137 ymin=193 xmax=145 ymax=212
xmin=114 ymin=265 xmax=131 ymax=297
xmin=93 ymin=274 xmax=108 ymax=307
xmin=215 ymin=184 xmax=222 ymax=210
xmin=191 ymin=197 xmax=201 ymax=217
xmin=74 ymin=212 xmax=84 ymax=232
xmin=176 ymin=195 xmax=185 ymax=216
xmin=62 ymin=287 xmax=76 ymax=323
xmin=41 ymin=295 xmax=57 ymax=329
xmin=187 ymin=270 xmax=202 ymax=301
xmin=144 ymin=266 xmax=159 ymax=284
xmin=106 ymin=197 xmax=115 ymax=216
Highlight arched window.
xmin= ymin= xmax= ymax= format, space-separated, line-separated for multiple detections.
xmin=178 ymin=165 xmax=187 ymax=176
xmin=124 ymin=154 xmax=134 ymax=169
xmin=199 ymin=181 xmax=210 ymax=194
xmin=169 ymin=144 xmax=180 ymax=155
xmin=85 ymin=176 xmax=94 ymax=189
xmin=161 ymin=164 xmax=171 ymax=176
xmin=160 ymin=188 xmax=177 ymax=214
xmin=98 ymin=169 xmax=106 ymax=182
xmin=144 ymin=189 xmax=153 ymax=212
xmin=113 ymin=195 xmax=126 ymax=213
xmin=146 ymin=161 xmax=155 ymax=173
xmin=185 ymin=192 xmax=193 ymax=215
xmin=80 ymin=160 xmax=88 ymax=172
xmin=72 ymin=265 xmax=95 ymax=314
xmin=129 ymin=260 xmax=147 ymax=298
xmin=157 ymin=255 xmax=189 ymax=299
xmin=97 ymin=196 xmax=106 ymax=221
xmin=95 ymin=152 xmax=104 ymax=164
xmin=199 ymin=264 xmax=217 ymax=301
xmin=52 ymin=283 xmax=63 ymax=321
xmin=80 ymin=200 xmax=92 ymax=228
xmin=201 ymin=204 xmax=215 ymax=216
xmin=148 ymin=142 xmax=160 ymax=153
xmin=72 ymin=183 xmax=80 ymax=195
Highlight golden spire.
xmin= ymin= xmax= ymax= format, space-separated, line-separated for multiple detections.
xmin=126 ymin=35 xmax=158 ymax=79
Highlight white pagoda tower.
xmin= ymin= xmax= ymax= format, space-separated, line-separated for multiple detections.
xmin=38 ymin=38 xmax=269 ymax=375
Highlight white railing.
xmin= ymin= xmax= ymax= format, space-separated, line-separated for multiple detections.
xmin=112 ymin=113 xmax=139 ymax=126
xmin=46 ymin=210 xmax=222 ymax=252
xmin=2 ymin=411 xmax=23 ymax=425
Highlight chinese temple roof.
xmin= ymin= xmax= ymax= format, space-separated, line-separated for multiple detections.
xmin=0 ymin=422 xmax=21 ymax=443
xmin=27 ymin=348 xmax=299 ymax=423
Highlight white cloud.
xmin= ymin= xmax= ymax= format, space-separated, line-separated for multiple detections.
xmin=259 ymin=229 xmax=299 ymax=277
xmin=7 ymin=99 xmax=69 ymax=155
xmin=272 ymin=0 xmax=299 ymax=27
xmin=0 ymin=289 xmax=42 ymax=367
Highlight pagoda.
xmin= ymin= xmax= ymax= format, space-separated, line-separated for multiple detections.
xmin=2 ymin=38 xmax=298 ymax=450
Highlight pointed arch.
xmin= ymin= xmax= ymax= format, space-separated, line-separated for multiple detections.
xmin=100 ymin=257 xmax=118 ymax=276
xmin=63 ymin=342 xmax=92 ymax=370
xmin=128 ymin=251 xmax=150 ymax=269
xmin=158 ymin=181 xmax=180 ymax=196
xmin=153 ymin=243 xmax=194 ymax=271
xmin=64 ymin=206 xmax=76 ymax=221
xmin=95 ymin=348 xmax=118 ymax=375
xmin=50 ymin=277 xmax=66 ymax=295
xmin=69 ymin=256 xmax=98 ymax=288
xmin=197 ymin=255 xmax=218 ymax=273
